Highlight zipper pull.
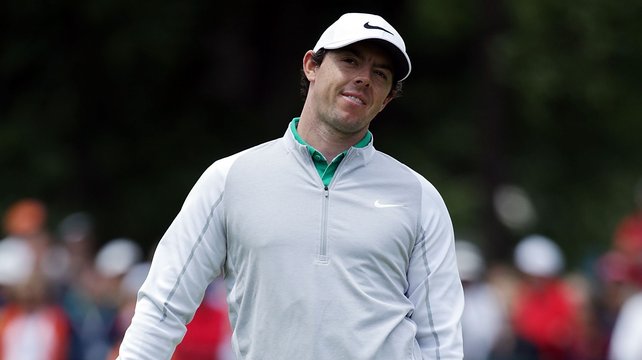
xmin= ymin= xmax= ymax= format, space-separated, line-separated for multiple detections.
xmin=324 ymin=186 xmax=329 ymax=198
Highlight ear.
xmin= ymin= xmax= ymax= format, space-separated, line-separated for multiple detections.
xmin=302 ymin=50 xmax=318 ymax=81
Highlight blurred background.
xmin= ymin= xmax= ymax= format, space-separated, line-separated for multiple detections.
xmin=1 ymin=0 xmax=642 ymax=359
xmin=3 ymin=0 xmax=641 ymax=265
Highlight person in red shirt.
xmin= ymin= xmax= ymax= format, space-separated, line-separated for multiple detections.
xmin=0 ymin=237 xmax=70 ymax=360
xmin=172 ymin=281 xmax=232 ymax=360
xmin=510 ymin=235 xmax=582 ymax=360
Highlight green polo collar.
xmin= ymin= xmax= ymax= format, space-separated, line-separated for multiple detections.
xmin=290 ymin=118 xmax=371 ymax=186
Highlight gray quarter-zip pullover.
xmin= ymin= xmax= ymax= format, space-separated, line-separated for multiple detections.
xmin=117 ymin=123 xmax=464 ymax=360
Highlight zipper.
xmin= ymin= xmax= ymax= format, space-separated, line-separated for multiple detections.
xmin=314 ymin=149 xmax=356 ymax=265
xmin=317 ymin=185 xmax=330 ymax=264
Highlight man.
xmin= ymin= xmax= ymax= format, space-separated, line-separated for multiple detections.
xmin=117 ymin=12 xmax=464 ymax=360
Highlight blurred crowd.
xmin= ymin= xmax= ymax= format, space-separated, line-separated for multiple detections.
xmin=1 ymin=184 xmax=642 ymax=360
xmin=458 ymin=182 xmax=642 ymax=360
xmin=0 ymin=198 xmax=232 ymax=360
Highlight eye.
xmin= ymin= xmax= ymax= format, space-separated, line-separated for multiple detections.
xmin=374 ymin=69 xmax=392 ymax=82
xmin=374 ymin=70 xmax=388 ymax=80
xmin=342 ymin=56 xmax=358 ymax=65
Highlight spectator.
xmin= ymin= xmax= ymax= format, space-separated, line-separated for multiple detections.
xmin=456 ymin=240 xmax=508 ymax=360
xmin=172 ymin=279 xmax=233 ymax=360
xmin=0 ymin=236 xmax=70 ymax=360
xmin=55 ymin=212 xmax=115 ymax=360
xmin=611 ymin=178 xmax=642 ymax=287
xmin=510 ymin=234 xmax=582 ymax=360
xmin=602 ymin=179 xmax=642 ymax=360
xmin=608 ymin=291 xmax=642 ymax=360
xmin=106 ymin=262 xmax=151 ymax=360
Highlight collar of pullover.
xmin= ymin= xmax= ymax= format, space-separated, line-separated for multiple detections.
xmin=285 ymin=118 xmax=375 ymax=185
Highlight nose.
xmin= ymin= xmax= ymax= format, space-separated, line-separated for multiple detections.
xmin=354 ymin=77 xmax=370 ymax=87
xmin=355 ymin=79 xmax=370 ymax=87
xmin=354 ymin=68 xmax=371 ymax=87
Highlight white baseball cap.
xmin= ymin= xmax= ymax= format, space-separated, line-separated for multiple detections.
xmin=514 ymin=234 xmax=565 ymax=277
xmin=0 ymin=237 xmax=35 ymax=286
xmin=95 ymin=238 xmax=143 ymax=278
xmin=455 ymin=240 xmax=486 ymax=282
xmin=313 ymin=13 xmax=412 ymax=81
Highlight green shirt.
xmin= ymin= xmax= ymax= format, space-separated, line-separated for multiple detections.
xmin=290 ymin=118 xmax=372 ymax=186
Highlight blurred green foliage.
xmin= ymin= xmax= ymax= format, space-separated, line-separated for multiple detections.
xmin=1 ymin=0 xmax=640 ymax=268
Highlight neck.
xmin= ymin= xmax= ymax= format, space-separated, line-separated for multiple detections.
xmin=297 ymin=114 xmax=366 ymax=161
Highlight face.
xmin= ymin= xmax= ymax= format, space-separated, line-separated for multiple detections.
xmin=303 ymin=41 xmax=395 ymax=135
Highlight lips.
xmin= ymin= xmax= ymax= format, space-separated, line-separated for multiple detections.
xmin=341 ymin=92 xmax=366 ymax=106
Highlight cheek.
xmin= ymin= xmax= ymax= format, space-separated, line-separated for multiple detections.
xmin=374 ymin=91 xmax=392 ymax=107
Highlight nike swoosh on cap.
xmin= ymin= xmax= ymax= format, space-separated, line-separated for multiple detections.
xmin=363 ymin=22 xmax=393 ymax=35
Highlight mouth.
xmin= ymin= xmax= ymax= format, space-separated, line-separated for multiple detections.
xmin=341 ymin=92 xmax=366 ymax=106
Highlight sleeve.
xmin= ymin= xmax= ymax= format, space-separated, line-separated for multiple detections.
xmin=116 ymin=157 xmax=234 ymax=360
xmin=406 ymin=179 xmax=464 ymax=360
